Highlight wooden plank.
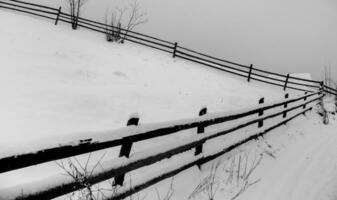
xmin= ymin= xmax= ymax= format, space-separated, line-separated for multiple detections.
xmin=283 ymin=93 xmax=289 ymax=118
xmin=250 ymin=76 xmax=314 ymax=93
xmin=177 ymin=46 xmax=250 ymax=69
xmin=54 ymin=6 xmax=61 ymax=25
xmin=247 ymin=64 xmax=253 ymax=82
xmin=303 ymin=92 xmax=308 ymax=109
xmin=0 ymin=92 xmax=319 ymax=174
xmin=176 ymin=50 xmax=248 ymax=74
xmin=284 ymin=74 xmax=290 ymax=91
xmin=108 ymin=107 xmax=314 ymax=200
xmin=0 ymin=1 xmax=57 ymax=15
xmin=258 ymin=98 xmax=264 ymax=128
xmin=195 ymin=107 xmax=207 ymax=156
xmin=172 ymin=42 xmax=178 ymax=58
xmin=6 ymin=0 xmax=58 ymax=11
xmin=0 ymin=5 xmax=55 ymax=20
xmin=115 ymin=115 xmax=140 ymax=186
xmin=14 ymin=96 xmax=322 ymax=200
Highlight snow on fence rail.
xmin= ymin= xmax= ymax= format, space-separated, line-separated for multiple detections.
xmin=0 ymin=0 xmax=334 ymax=95
xmin=0 ymin=92 xmax=323 ymax=200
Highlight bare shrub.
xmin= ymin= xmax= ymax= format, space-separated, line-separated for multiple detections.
xmin=189 ymin=151 xmax=263 ymax=200
xmin=188 ymin=161 xmax=221 ymax=200
xmin=155 ymin=178 xmax=175 ymax=200
xmin=229 ymin=153 xmax=262 ymax=200
xmin=323 ymin=66 xmax=335 ymax=96
xmin=64 ymin=0 xmax=88 ymax=30
xmin=105 ymin=8 xmax=124 ymax=42
xmin=120 ymin=0 xmax=147 ymax=43
xmin=319 ymin=66 xmax=337 ymax=116
xmin=56 ymin=153 xmax=108 ymax=200
xmin=125 ymin=175 xmax=148 ymax=200
xmin=105 ymin=0 xmax=147 ymax=43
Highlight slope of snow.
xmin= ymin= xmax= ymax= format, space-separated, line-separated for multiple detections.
xmin=0 ymin=10 xmax=293 ymax=148
xmin=0 ymin=9 xmax=329 ymax=200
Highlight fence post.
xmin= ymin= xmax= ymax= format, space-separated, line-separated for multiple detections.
xmin=258 ymin=97 xmax=264 ymax=128
xmin=284 ymin=74 xmax=290 ymax=91
xmin=247 ymin=64 xmax=253 ymax=82
xmin=195 ymin=107 xmax=207 ymax=156
xmin=283 ymin=93 xmax=289 ymax=118
xmin=320 ymin=81 xmax=324 ymax=93
xmin=303 ymin=92 xmax=308 ymax=109
xmin=54 ymin=6 xmax=62 ymax=25
xmin=114 ymin=114 xmax=139 ymax=186
xmin=172 ymin=42 xmax=178 ymax=58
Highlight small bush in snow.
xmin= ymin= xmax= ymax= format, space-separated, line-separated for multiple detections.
xmin=229 ymin=153 xmax=262 ymax=200
xmin=64 ymin=0 xmax=88 ymax=30
xmin=188 ymin=151 xmax=263 ymax=200
xmin=104 ymin=0 xmax=147 ymax=43
xmin=105 ymin=9 xmax=123 ymax=43
xmin=155 ymin=178 xmax=175 ymax=200
xmin=188 ymin=161 xmax=221 ymax=200
xmin=56 ymin=153 xmax=108 ymax=200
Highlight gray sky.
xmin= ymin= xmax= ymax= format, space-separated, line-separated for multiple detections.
xmin=32 ymin=0 xmax=337 ymax=80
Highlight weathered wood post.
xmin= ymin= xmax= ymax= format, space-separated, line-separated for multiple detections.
xmin=283 ymin=93 xmax=289 ymax=118
xmin=172 ymin=42 xmax=178 ymax=58
xmin=247 ymin=64 xmax=253 ymax=82
xmin=114 ymin=114 xmax=139 ymax=186
xmin=258 ymin=97 xmax=264 ymax=128
xmin=303 ymin=92 xmax=308 ymax=109
xmin=54 ymin=6 xmax=62 ymax=25
xmin=195 ymin=107 xmax=207 ymax=156
xmin=320 ymin=81 xmax=324 ymax=93
xmin=283 ymin=74 xmax=290 ymax=91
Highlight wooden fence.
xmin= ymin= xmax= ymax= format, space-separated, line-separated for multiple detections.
xmin=0 ymin=91 xmax=323 ymax=200
xmin=0 ymin=0 xmax=335 ymax=95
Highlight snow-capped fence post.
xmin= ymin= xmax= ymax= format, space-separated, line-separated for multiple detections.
xmin=284 ymin=74 xmax=290 ymax=91
xmin=172 ymin=42 xmax=178 ymax=58
xmin=114 ymin=114 xmax=140 ymax=186
xmin=258 ymin=97 xmax=264 ymax=128
xmin=303 ymin=92 xmax=308 ymax=109
xmin=54 ymin=6 xmax=62 ymax=25
xmin=247 ymin=64 xmax=253 ymax=82
xmin=195 ymin=107 xmax=207 ymax=157
xmin=283 ymin=93 xmax=289 ymax=118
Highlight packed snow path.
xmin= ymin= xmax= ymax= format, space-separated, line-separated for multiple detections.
xmin=238 ymin=115 xmax=337 ymax=200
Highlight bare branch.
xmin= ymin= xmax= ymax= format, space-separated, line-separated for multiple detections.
xmin=64 ymin=0 xmax=89 ymax=29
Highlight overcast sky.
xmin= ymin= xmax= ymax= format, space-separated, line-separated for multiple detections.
xmin=32 ymin=0 xmax=337 ymax=80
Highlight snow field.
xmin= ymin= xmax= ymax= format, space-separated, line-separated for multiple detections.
xmin=0 ymin=8 xmax=331 ymax=200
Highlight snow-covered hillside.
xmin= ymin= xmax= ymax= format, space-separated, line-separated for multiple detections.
xmin=0 ymin=10 xmax=293 ymax=148
xmin=1 ymin=9 xmax=334 ymax=200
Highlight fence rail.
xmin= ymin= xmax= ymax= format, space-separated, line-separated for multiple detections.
xmin=0 ymin=0 xmax=335 ymax=95
xmin=0 ymin=92 xmax=319 ymax=174
xmin=0 ymin=92 xmax=323 ymax=200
